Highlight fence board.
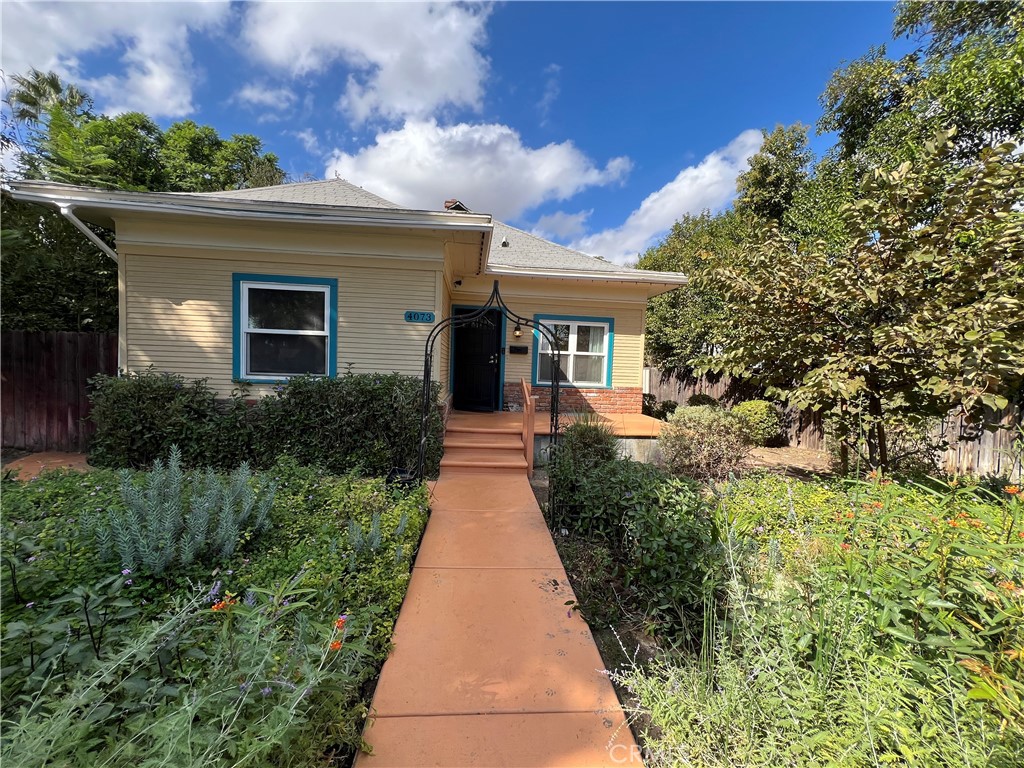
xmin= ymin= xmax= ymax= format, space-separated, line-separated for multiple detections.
xmin=1 ymin=331 xmax=117 ymax=453
xmin=645 ymin=366 xmax=1021 ymax=480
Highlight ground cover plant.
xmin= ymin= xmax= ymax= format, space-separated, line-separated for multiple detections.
xmin=0 ymin=456 xmax=428 ymax=767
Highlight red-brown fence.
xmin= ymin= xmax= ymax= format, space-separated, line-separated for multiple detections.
xmin=1 ymin=331 xmax=118 ymax=452
xmin=644 ymin=367 xmax=1022 ymax=480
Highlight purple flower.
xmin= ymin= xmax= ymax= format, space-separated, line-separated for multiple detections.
xmin=26 ymin=556 xmax=36 ymax=563
xmin=122 ymin=568 xmax=132 ymax=576
xmin=205 ymin=580 xmax=222 ymax=603
xmin=260 ymin=687 xmax=272 ymax=697
xmin=25 ymin=602 xmax=35 ymax=609
xmin=125 ymin=579 xmax=133 ymax=586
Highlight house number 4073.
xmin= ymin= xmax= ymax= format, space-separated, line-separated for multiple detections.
xmin=404 ymin=311 xmax=435 ymax=323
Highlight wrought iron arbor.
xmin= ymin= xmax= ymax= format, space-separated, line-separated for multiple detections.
xmin=417 ymin=280 xmax=562 ymax=479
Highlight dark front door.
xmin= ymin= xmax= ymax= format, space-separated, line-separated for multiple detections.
xmin=452 ymin=308 xmax=502 ymax=411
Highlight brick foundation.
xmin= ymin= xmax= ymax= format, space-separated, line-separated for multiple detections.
xmin=503 ymin=384 xmax=643 ymax=414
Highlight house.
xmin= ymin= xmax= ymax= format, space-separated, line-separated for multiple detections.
xmin=6 ymin=179 xmax=685 ymax=417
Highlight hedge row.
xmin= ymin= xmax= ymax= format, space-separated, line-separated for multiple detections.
xmin=87 ymin=369 xmax=444 ymax=477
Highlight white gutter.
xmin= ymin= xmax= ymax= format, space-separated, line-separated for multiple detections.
xmin=7 ymin=185 xmax=494 ymax=234
xmin=59 ymin=204 xmax=118 ymax=263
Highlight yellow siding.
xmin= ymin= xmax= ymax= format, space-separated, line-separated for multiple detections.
xmin=124 ymin=251 xmax=439 ymax=396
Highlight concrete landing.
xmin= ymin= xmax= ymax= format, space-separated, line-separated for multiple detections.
xmin=357 ymin=468 xmax=642 ymax=767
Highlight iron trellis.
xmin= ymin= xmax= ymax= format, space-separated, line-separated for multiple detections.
xmin=417 ymin=280 xmax=562 ymax=480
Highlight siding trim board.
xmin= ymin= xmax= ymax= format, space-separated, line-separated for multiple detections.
xmin=231 ymin=272 xmax=339 ymax=383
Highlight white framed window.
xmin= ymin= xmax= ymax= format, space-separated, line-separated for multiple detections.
xmin=535 ymin=317 xmax=612 ymax=387
xmin=233 ymin=274 xmax=337 ymax=381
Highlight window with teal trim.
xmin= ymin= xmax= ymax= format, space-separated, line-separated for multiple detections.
xmin=234 ymin=275 xmax=337 ymax=381
xmin=536 ymin=318 xmax=610 ymax=386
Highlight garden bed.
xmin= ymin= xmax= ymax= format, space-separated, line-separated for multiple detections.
xmin=540 ymin=421 xmax=1024 ymax=767
xmin=1 ymin=457 xmax=428 ymax=767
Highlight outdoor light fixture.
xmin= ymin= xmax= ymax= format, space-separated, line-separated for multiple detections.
xmin=513 ymin=323 xmax=523 ymax=338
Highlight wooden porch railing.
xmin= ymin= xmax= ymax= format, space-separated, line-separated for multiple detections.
xmin=520 ymin=377 xmax=538 ymax=478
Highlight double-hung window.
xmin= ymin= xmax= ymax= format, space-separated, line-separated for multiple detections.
xmin=233 ymin=274 xmax=338 ymax=381
xmin=535 ymin=316 xmax=612 ymax=387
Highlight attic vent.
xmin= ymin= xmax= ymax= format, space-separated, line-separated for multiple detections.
xmin=444 ymin=198 xmax=471 ymax=212
xmin=500 ymin=237 xmax=510 ymax=247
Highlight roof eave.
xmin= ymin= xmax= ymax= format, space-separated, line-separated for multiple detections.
xmin=4 ymin=181 xmax=494 ymax=233
xmin=485 ymin=264 xmax=688 ymax=287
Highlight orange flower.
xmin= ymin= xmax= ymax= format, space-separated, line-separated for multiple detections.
xmin=335 ymin=615 xmax=348 ymax=630
xmin=330 ymin=640 xmax=343 ymax=651
xmin=840 ymin=543 xmax=851 ymax=551
xmin=1005 ymin=486 xmax=1020 ymax=495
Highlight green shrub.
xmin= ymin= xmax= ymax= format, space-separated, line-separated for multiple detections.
xmin=731 ymin=399 xmax=782 ymax=446
xmin=687 ymin=392 xmax=720 ymax=408
xmin=87 ymin=368 xmax=220 ymax=468
xmin=548 ymin=423 xmax=719 ymax=641
xmin=660 ymin=405 xmax=750 ymax=480
xmin=253 ymin=373 xmax=443 ymax=476
xmin=548 ymin=418 xmax=619 ymax=529
xmin=88 ymin=370 xmax=445 ymax=477
xmin=82 ymin=447 xmax=275 ymax=576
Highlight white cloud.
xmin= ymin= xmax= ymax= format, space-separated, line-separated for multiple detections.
xmin=292 ymin=128 xmax=321 ymax=155
xmin=241 ymin=2 xmax=491 ymax=124
xmin=571 ymin=130 xmax=763 ymax=264
xmin=1 ymin=0 xmax=230 ymax=118
xmin=325 ymin=119 xmax=631 ymax=220
xmin=532 ymin=209 xmax=592 ymax=240
xmin=537 ymin=63 xmax=560 ymax=126
xmin=234 ymin=82 xmax=297 ymax=110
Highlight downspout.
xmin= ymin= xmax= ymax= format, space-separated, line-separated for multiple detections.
xmin=57 ymin=204 xmax=124 ymax=370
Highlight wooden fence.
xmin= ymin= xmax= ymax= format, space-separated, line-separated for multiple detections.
xmin=644 ymin=367 xmax=825 ymax=450
xmin=644 ymin=367 xmax=1022 ymax=480
xmin=1 ymin=331 xmax=118 ymax=452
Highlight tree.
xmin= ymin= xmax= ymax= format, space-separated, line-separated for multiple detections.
xmin=159 ymin=121 xmax=284 ymax=192
xmin=6 ymin=68 xmax=91 ymax=125
xmin=638 ymin=211 xmax=748 ymax=377
xmin=734 ymin=124 xmax=814 ymax=222
xmin=1 ymin=72 xmax=287 ymax=332
xmin=822 ymin=2 xmax=1023 ymax=164
xmin=695 ymin=132 xmax=1023 ymax=471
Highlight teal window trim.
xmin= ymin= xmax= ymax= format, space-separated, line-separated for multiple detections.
xmin=232 ymin=273 xmax=338 ymax=384
xmin=450 ymin=304 xmax=506 ymax=410
xmin=531 ymin=314 xmax=614 ymax=389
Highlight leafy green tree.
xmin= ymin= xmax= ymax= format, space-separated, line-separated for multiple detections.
xmin=638 ymin=211 xmax=748 ymax=376
xmin=159 ymin=121 xmax=284 ymax=192
xmin=696 ymin=132 xmax=1023 ymax=471
xmin=734 ymin=124 xmax=813 ymax=223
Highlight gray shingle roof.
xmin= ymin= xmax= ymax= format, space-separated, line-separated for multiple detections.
xmin=193 ymin=178 xmax=403 ymax=210
xmin=194 ymin=179 xmax=632 ymax=274
xmin=488 ymin=221 xmax=623 ymax=272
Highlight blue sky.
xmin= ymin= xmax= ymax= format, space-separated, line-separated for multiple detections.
xmin=2 ymin=1 xmax=912 ymax=263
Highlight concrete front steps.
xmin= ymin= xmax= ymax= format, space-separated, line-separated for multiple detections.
xmin=440 ymin=412 xmax=529 ymax=475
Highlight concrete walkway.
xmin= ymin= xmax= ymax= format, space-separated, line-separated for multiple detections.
xmin=357 ymin=414 xmax=642 ymax=767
